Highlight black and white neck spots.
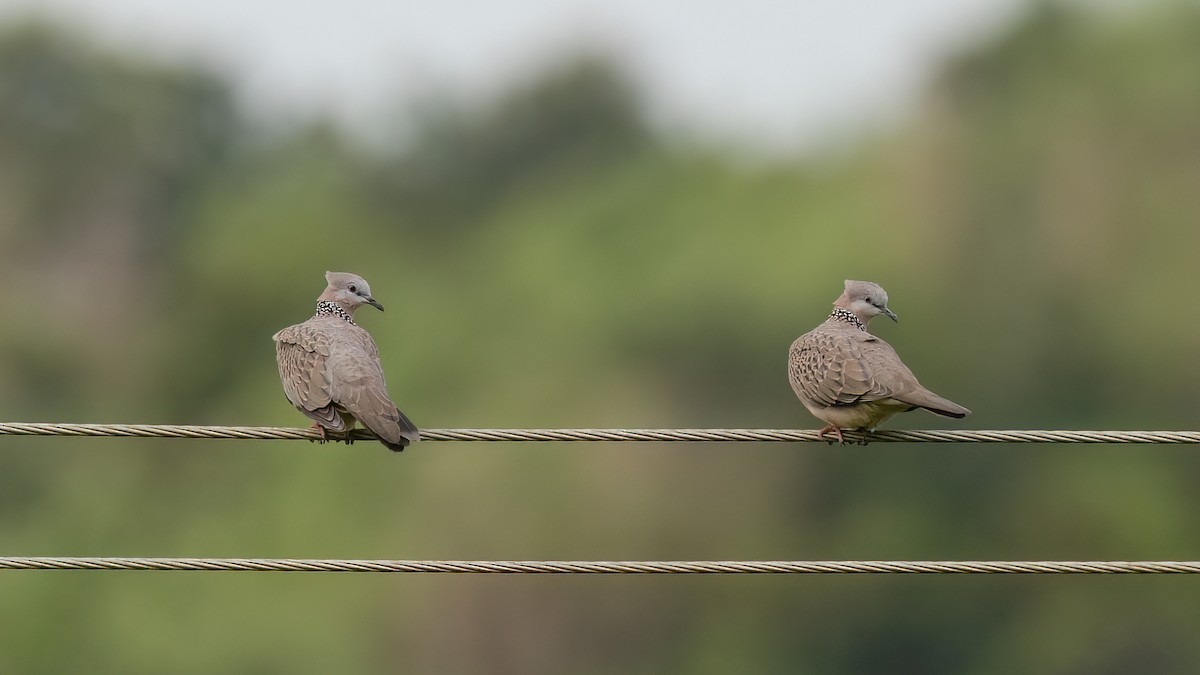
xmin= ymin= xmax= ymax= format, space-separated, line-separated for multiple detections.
xmin=316 ymin=300 xmax=356 ymax=325
xmin=829 ymin=307 xmax=865 ymax=331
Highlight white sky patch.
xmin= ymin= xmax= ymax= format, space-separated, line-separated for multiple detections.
xmin=0 ymin=0 xmax=1030 ymax=151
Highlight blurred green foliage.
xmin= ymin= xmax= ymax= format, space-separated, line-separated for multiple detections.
xmin=2 ymin=2 xmax=1200 ymax=673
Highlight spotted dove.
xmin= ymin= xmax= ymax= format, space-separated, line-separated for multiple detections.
xmin=789 ymin=280 xmax=970 ymax=443
xmin=274 ymin=271 xmax=420 ymax=451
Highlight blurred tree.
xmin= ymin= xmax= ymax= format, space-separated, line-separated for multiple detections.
xmin=0 ymin=22 xmax=239 ymax=416
xmin=0 ymin=22 xmax=237 ymax=250
xmin=913 ymin=0 xmax=1200 ymax=425
xmin=375 ymin=54 xmax=654 ymax=230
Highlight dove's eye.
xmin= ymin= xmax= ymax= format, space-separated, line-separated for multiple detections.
xmin=348 ymin=285 xmax=357 ymax=293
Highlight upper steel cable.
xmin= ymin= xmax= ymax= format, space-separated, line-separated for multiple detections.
xmin=1 ymin=423 xmax=1199 ymax=444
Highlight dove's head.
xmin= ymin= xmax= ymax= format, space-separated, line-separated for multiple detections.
xmin=319 ymin=271 xmax=384 ymax=314
xmin=835 ymin=279 xmax=897 ymax=325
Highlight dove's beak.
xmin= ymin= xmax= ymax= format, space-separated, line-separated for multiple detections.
xmin=882 ymin=307 xmax=898 ymax=322
xmin=366 ymin=297 xmax=385 ymax=312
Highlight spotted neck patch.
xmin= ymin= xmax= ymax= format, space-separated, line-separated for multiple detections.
xmin=828 ymin=307 xmax=865 ymax=331
xmin=316 ymin=300 xmax=355 ymax=325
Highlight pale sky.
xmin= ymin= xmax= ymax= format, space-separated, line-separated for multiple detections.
xmin=0 ymin=0 xmax=1031 ymax=150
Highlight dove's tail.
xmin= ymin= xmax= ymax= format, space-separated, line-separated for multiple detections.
xmin=357 ymin=403 xmax=421 ymax=452
xmin=899 ymin=388 xmax=971 ymax=418
xmin=393 ymin=409 xmax=422 ymax=448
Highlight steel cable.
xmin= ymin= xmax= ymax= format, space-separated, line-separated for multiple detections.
xmin=1 ymin=557 xmax=1199 ymax=574
xmin=1 ymin=422 xmax=1199 ymax=444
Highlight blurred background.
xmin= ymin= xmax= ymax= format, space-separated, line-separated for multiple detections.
xmin=1 ymin=0 xmax=1199 ymax=672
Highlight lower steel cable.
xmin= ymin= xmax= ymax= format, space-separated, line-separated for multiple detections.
xmin=1 ymin=558 xmax=1199 ymax=573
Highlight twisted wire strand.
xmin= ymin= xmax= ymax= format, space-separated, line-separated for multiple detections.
xmin=1 ymin=422 xmax=1199 ymax=444
xmin=1 ymin=557 xmax=1199 ymax=574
